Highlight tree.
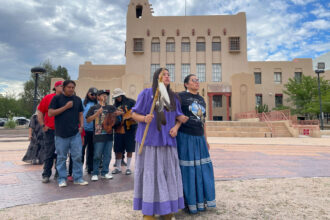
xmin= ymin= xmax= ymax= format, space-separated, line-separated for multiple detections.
xmin=256 ymin=104 xmax=269 ymax=113
xmin=0 ymin=94 xmax=30 ymax=118
xmin=284 ymin=75 xmax=330 ymax=118
xmin=20 ymin=60 xmax=71 ymax=115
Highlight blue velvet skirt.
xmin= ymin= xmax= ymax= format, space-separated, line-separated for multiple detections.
xmin=176 ymin=131 xmax=216 ymax=214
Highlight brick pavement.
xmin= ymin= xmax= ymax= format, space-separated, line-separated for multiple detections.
xmin=1 ymin=137 xmax=330 ymax=209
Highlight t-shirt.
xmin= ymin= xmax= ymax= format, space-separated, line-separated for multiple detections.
xmin=38 ymin=93 xmax=56 ymax=130
xmin=49 ymin=94 xmax=83 ymax=138
xmin=86 ymin=104 xmax=116 ymax=143
xmin=132 ymin=88 xmax=183 ymax=147
xmin=178 ymin=91 xmax=206 ymax=136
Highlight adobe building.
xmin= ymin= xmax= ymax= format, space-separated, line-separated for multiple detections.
xmin=74 ymin=0 xmax=317 ymax=121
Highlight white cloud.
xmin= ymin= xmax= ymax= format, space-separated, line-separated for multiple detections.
xmin=302 ymin=19 xmax=330 ymax=30
xmin=311 ymin=5 xmax=330 ymax=18
xmin=0 ymin=0 xmax=329 ymax=96
xmin=0 ymin=79 xmax=25 ymax=98
xmin=290 ymin=0 xmax=316 ymax=5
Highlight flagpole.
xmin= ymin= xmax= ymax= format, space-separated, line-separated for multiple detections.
xmin=185 ymin=0 xmax=186 ymax=16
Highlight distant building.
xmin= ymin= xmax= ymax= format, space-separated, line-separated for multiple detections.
xmin=71 ymin=0 xmax=318 ymax=121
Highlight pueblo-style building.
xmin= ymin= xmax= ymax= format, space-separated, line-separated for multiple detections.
xmin=64 ymin=0 xmax=318 ymax=121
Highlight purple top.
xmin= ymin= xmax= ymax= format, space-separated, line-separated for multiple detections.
xmin=132 ymin=88 xmax=183 ymax=147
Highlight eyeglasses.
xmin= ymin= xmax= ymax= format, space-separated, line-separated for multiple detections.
xmin=191 ymin=78 xmax=199 ymax=83
xmin=90 ymin=93 xmax=96 ymax=96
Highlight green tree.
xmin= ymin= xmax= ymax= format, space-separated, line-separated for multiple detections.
xmin=284 ymin=75 xmax=330 ymax=117
xmin=256 ymin=104 xmax=269 ymax=113
xmin=20 ymin=60 xmax=70 ymax=115
xmin=0 ymin=94 xmax=30 ymax=118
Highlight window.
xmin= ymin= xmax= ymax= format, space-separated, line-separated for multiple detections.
xmin=274 ymin=72 xmax=282 ymax=84
xmin=196 ymin=64 xmax=206 ymax=82
xmin=181 ymin=64 xmax=190 ymax=82
xmin=213 ymin=95 xmax=222 ymax=108
xmin=136 ymin=5 xmax=143 ymax=18
xmin=213 ymin=116 xmax=223 ymax=121
xmin=196 ymin=42 xmax=205 ymax=51
xmin=212 ymin=42 xmax=221 ymax=51
xmin=150 ymin=64 xmax=160 ymax=82
xmin=166 ymin=42 xmax=175 ymax=52
xmin=254 ymin=72 xmax=261 ymax=84
xmin=295 ymin=72 xmax=302 ymax=82
xmin=151 ymin=43 xmax=160 ymax=52
xmin=166 ymin=64 xmax=175 ymax=82
xmin=229 ymin=37 xmax=240 ymax=51
xmin=275 ymin=94 xmax=283 ymax=107
xmin=212 ymin=64 xmax=222 ymax=82
xmin=181 ymin=42 xmax=190 ymax=52
xmin=256 ymin=94 xmax=262 ymax=106
xmin=133 ymin=38 xmax=144 ymax=52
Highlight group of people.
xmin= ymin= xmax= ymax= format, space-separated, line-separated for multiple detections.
xmin=22 ymin=67 xmax=216 ymax=219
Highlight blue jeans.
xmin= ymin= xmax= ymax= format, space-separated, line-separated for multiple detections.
xmin=55 ymin=132 xmax=83 ymax=183
xmin=93 ymin=140 xmax=113 ymax=176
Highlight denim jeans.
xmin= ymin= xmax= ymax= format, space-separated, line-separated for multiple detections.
xmin=55 ymin=132 xmax=83 ymax=183
xmin=93 ymin=140 xmax=113 ymax=176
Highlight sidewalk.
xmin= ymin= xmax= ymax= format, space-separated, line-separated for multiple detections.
xmin=0 ymin=136 xmax=330 ymax=219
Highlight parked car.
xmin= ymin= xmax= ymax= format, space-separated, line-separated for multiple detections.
xmin=13 ymin=117 xmax=30 ymax=126
xmin=0 ymin=118 xmax=8 ymax=127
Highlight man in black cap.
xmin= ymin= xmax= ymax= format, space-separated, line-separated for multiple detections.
xmin=86 ymin=90 xmax=121 ymax=181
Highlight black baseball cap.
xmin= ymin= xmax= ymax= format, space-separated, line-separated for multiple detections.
xmin=88 ymin=87 xmax=98 ymax=95
xmin=97 ymin=89 xmax=110 ymax=96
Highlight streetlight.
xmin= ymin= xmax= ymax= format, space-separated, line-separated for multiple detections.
xmin=31 ymin=67 xmax=46 ymax=113
xmin=315 ymin=62 xmax=325 ymax=130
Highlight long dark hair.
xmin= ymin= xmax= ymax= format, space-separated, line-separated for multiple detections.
xmin=183 ymin=74 xmax=196 ymax=90
xmin=152 ymin=68 xmax=177 ymax=111
xmin=114 ymin=95 xmax=128 ymax=108
xmin=83 ymin=88 xmax=97 ymax=106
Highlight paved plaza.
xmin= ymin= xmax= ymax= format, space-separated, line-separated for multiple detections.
xmin=0 ymin=129 xmax=330 ymax=211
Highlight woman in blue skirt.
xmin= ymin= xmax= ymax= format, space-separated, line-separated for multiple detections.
xmin=175 ymin=74 xmax=216 ymax=214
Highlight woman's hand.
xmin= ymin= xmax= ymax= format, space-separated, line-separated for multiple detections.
xmin=169 ymin=126 xmax=178 ymax=137
xmin=177 ymin=115 xmax=189 ymax=123
xmin=144 ymin=114 xmax=154 ymax=124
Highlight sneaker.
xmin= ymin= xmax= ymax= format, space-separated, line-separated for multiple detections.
xmin=101 ymin=173 xmax=113 ymax=179
xmin=111 ymin=168 xmax=121 ymax=174
xmin=125 ymin=169 xmax=132 ymax=175
xmin=42 ymin=177 xmax=50 ymax=183
xmin=74 ymin=179 xmax=89 ymax=185
xmin=58 ymin=181 xmax=67 ymax=187
xmin=91 ymin=175 xmax=98 ymax=181
xmin=121 ymin=160 xmax=127 ymax=166
xmin=67 ymin=176 xmax=73 ymax=182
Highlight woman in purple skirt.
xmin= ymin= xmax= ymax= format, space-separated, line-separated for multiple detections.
xmin=132 ymin=68 xmax=188 ymax=220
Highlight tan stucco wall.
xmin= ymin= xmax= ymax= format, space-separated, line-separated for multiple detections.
xmin=248 ymin=58 xmax=314 ymax=110
xmin=231 ymin=73 xmax=255 ymax=120
xmin=126 ymin=0 xmax=248 ymax=85
xmin=75 ymin=62 xmax=126 ymax=98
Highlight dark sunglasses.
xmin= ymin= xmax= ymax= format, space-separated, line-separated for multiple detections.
xmin=90 ymin=93 xmax=96 ymax=96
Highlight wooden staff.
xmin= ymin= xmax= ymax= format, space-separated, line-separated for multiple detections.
xmin=138 ymin=69 xmax=164 ymax=154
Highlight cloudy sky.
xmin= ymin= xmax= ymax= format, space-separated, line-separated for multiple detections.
xmin=0 ymin=0 xmax=329 ymax=95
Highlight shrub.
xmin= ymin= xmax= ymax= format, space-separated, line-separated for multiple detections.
xmin=4 ymin=120 xmax=16 ymax=129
